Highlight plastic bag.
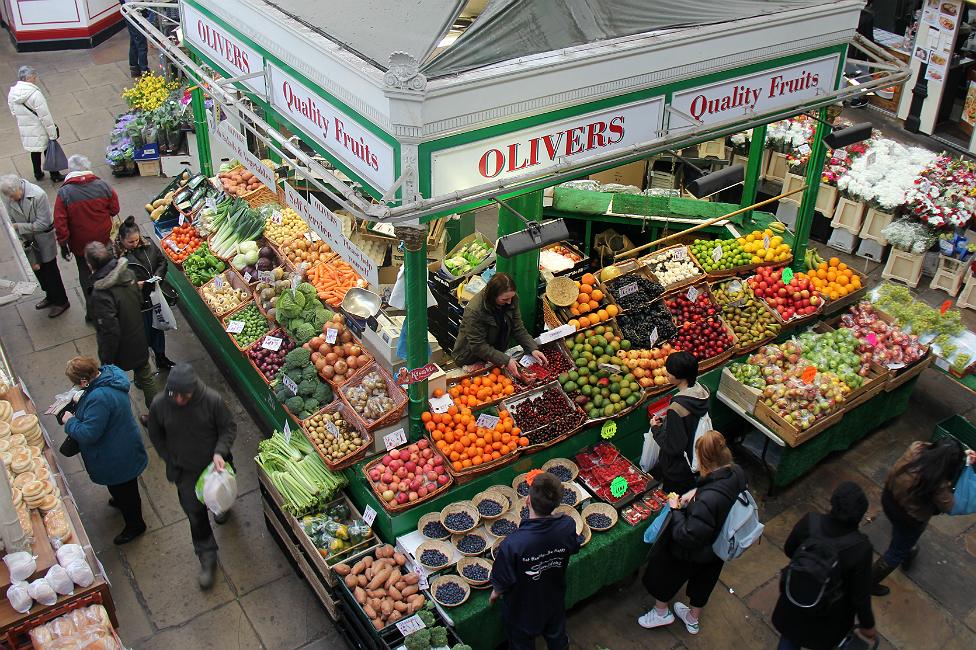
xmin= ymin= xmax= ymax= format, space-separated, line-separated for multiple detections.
xmin=643 ymin=503 xmax=672 ymax=544
xmin=195 ymin=462 xmax=238 ymax=516
xmin=151 ymin=283 xmax=178 ymax=331
xmin=56 ymin=544 xmax=85 ymax=567
xmin=65 ymin=558 xmax=95 ymax=588
xmin=951 ymin=465 xmax=976 ymax=516
xmin=45 ymin=564 xmax=74 ymax=596
xmin=28 ymin=578 xmax=58 ymax=606
xmin=7 ymin=581 xmax=32 ymax=613
xmin=639 ymin=428 xmax=660 ymax=473
xmin=4 ymin=551 xmax=36 ymax=582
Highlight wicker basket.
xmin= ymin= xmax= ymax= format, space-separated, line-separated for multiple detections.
xmin=339 ymin=363 xmax=407 ymax=431
xmin=277 ymin=234 xmax=340 ymax=272
xmin=487 ymin=513 xmax=520 ymax=538
xmin=242 ymin=183 xmax=279 ymax=209
xmin=457 ymin=556 xmax=493 ymax=588
xmin=708 ymin=278 xmax=782 ymax=356
xmin=198 ymin=271 xmax=251 ymax=319
xmin=415 ymin=540 xmax=455 ymax=571
xmin=437 ymin=440 xmax=522 ymax=486
xmin=472 ymin=489 xmax=510 ymax=520
xmin=245 ymin=328 xmax=295 ymax=384
xmin=430 ymin=575 xmax=470 ymax=608
xmin=493 ymin=485 xmax=521 ymax=512
xmin=302 ymin=401 xmax=372 ymax=471
xmin=452 ymin=529 xmax=490 ymax=557
xmin=580 ymin=523 xmax=592 ymax=546
xmin=600 ymin=263 xmax=665 ymax=315
xmin=160 ymin=229 xmax=203 ymax=267
xmin=220 ymin=300 xmax=270 ymax=352
xmin=559 ymin=482 xmax=587 ymax=509
xmin=418 ymin=512 xmax=451 ymax=540
xmin=542 ymin=458 xmax=579 ymax=482
xmin=553 ymin=505 xmax=584 ymax=535
xmin=440 ymin=501 xmax=480 ymax=534
xmin=639 ymin=244 xmax=705 ymax=292
xmin=582 ymin=502 xmax=619 ymax=531
xmin=512 ymin=473 xmax=532 ymax=499
xmin=360 ymin=454 xmax=454 ymax=514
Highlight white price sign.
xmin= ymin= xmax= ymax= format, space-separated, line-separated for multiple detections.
xmin=290 ymin=274 xmax=300 ymax=292
xmin=384 ymin=428 xmax=407 ymax=451
xmin=282 ymin=374 xmax=299 ymax=395
xmin=325 ymin=418 xmax=340 ymax=436
xmin=519 ymin=355 xmax=535 ymax=368
xmin=797 ymin=143 xmax=811 ymax=156
xmin=600 ymin=363 xmax=622 ymax=374
xmin=283 ymin=420 xmax=292 ymax=444
xmin=396 ymin=615 xmax=426 ymax=637
xmin=325 ymin=328 xmax=339 ymax=344
xmin=617 ymin=282 xmax=639 ymax=299
xmin=178 ymin=212 xmax=185 ymax=226
xmin=728 ymin=280 xmax=743 ymax=295
xmin=671 ymin=246 xmax=688 ymax=260
xmin=477 ymin=413 xmax=500 ymax=430
xmin=686 ymin=286 xmax=700 ymax=302
xmin=536 ymin=323 xmax=575 ymax=344
xmin=225 ymin=320 xmax=245 ymax=334
xmin=415 ymin=567 xmax=429 ymax=590
xmin=648 ymin=326 xmax=659 ymax=348
xmin=428 ymin=394 xmax=454 ymax=414
xmin=271 ymin=211 xmax=283 ymax=225
xmin=304 ymin=230 xmax=322 ymax=242
xmin=213 ymin=274 xmax=225 ymax=290
xmin=362 ymin=505 xmax=377 ymax=527
xmin=711 ymin=244 xmax=723 ymax=263
xmin=763 ymin=235 xmax=771 ymax=250
xmin=262 ymin=336 xmax=283 ymax=351
xmin=258 ymin=270 xmax=274 ymax=283
xmin=243 ymin=271 xmax=252 ymax=283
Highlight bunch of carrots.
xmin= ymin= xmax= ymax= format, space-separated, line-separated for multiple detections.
xmin=306 ymin=261 xmax=365 ymax=306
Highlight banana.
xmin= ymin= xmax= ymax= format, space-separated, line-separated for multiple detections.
xmin=768 ymin=221 xmax=786 ymax=233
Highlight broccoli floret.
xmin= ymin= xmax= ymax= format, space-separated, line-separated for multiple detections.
xmin=314 ymin=382 xmax=333 ymax=404
xmin=274 ymin=384 xmax=290 ymax=401
xmin=301 ymin=365 xmax=318 ymax=381
xmin=302 ymin=398 xmax=320 ymax=414
xmin=430 ymin=626 xmax=448 ymax=648
xmin=451 ymin=645 xmax=472 ymax=650
xmin=295 ymin=322 xmax=317 ymax=344
xmin=284 ymin=347 xmax=311 ymax=369
xmin=298 ymin=378 xmax=317 ymax=398
xmin=404 ymin=629 xmax=431 ymax=650
xmin=417 ymin=608 xmax=436 ymax=628
xmin=285 ymin=396 xmax=305 ymax=413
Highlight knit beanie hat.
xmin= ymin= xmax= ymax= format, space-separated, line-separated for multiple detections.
xmin=166 ymin=363 xmax=198 ymax=394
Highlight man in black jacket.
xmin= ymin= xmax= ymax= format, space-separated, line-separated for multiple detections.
xmin=85 ymin=242 xmax=158 ymax=410
xmin=147 ymin=363 xmax=237 ymax=590
xmin=651 ymin=352 xmax=709 ymax=494
xmin=772 ymin=482 xmax=878 ymax=649
xmin=490 ymin=472 xmax=580 ymax=650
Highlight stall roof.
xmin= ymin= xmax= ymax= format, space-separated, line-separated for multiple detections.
xmin=262 ymin=0 xmax=840 ymax=77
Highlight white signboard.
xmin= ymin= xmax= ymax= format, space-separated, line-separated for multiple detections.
xmin=670 ymin=55 xmax=840 ymax=128
xmin=268 ymin=64 xmax=395 ymax=191
xmin=181 ymin=3 xmax=266 ymax=95
xmin=213 ymin=120 xmax=277 ymax=191
xmin=430 ymin=96 xmax=665 ymax=196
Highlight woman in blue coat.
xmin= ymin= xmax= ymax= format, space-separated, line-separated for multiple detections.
xmin=62 ymin=356 xmax=148 ymax=545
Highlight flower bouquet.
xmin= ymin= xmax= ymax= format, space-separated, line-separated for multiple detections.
xmin=836 ymin=138 xmax=936 ymax=209
xmin=904 ymin=156 xmax=976 ymax=230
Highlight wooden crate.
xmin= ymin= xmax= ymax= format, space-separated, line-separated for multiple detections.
xmin=136 ymin=159 xmax=161 ymax=177
xmin=881 ymin=248 xmax=925 ymax=288
xmin=929 ymin=256 xmax=969 ymax=296
xmin=885 ymin=353 xmax=933 ymax=392
xmin=831 ymin=197 xmax=866 ymax=234
xmin=718 ymin=366 xmax=761 ymax=414
xmin=779 ymin=173 xmax=806 ymax=205
xmin=698 ymin=138 xmax=728 ymax=160
xmin=859 ymin=207 xmax=894 ymax=245
xmin=753 ymin=400 xmax=844 ymax=447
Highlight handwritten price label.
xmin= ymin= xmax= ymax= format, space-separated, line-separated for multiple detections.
xmin=384 ymin=428 xmax=407 ymax=451
xmin=477 ymin=414 xmax=500 ymax=430
xmin=727 ymin=279 xmax=743 ymax=295
xmin=763 ymin=235 xmax=771 ymax=250
xmin=178 ymin=212 xmax=185 ymax=226
xmin=865 ymin=333 xmax=878 ymax=347
xmin=258 ymin=270 xmax=274 ymax=283
xmin=600 ymin=363 xmax=621 ymax=374
xmin=395 ymin=615 xmax=426 ymax=637
xmin=610 ymin=476 xmax=628 ymax=498
xmin=712 ymin=243 xmax=723 ymax=263
xmin=225 ymin=320 xmax=245 ymax=334
xmin=801 ymin=366 xmax=817 ymax=383
xmin=362 ymin=505 xmax=377 ymax=527
xmin=271 ymin=211 xmax=283 ymax=225
xmin=686 ymin=286 xmax=700 ymax=302
xmin=325 ymin=418 xmax=340 ymax=436
xmin=671 ymin=247 xmax=688 ymax=260
xmin=283 ymin=420 xmax=292 ymax=444
xmin=648 ymin=326 xmax=659 ymax=348
xmin=415 ymin=566 xmax=429 ymax=589
xmin=262 ymin=336 xmax=283 ymax=351
xmin=213 ymin=274 xmax=224 ymax=290
xmin=325 ymin=328 xmax=339 ymax=344
xmin=428 ymin=394 xmax=454 ymax=414
xmin=519 ymin=355 xmax=535 ymax=368
xmin=243 ymin=271 xmax=252 ymax=283
xmin=536 ymin=323 xmax=575 ymax=344
xmin=601 ymin=420 xmax=617 ymax=439
xmin=282 ymin=374 xmax=298 ymax=395
xmin=617 ymin=282 xmax=639 ymax=298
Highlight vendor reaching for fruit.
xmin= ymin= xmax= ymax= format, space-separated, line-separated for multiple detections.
xmin=453 ymin=273 xmax=547 ymax=377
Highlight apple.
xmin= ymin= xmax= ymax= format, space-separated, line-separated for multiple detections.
xmin=368 ymin=468 xmax=381 ymax=481
xmin=405 ymin=461 xmax=417 ymax=473
xmin=396 ymin=493 xmax=408 ymax=504
xmin=389 ymin=449 xmax=401 ymax=460
xmin=437 ymin=474 xmax=450 ymax=485
xmin=417 ymin=439 xmax=429 ymax=449
xmin=382 ymin=489 xmax=395 ymax=502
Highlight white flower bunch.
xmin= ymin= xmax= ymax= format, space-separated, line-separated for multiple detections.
xmin=837 ymin=138 xmax=936 ymax=209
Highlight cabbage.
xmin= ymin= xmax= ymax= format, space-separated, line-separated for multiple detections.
xmin=231 ymin=254 xmax=247 ymax=270
xmin=244 ymin=249 xmax=260 ymax=265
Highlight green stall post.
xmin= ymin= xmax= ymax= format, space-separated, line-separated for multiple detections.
xmin=740 ymin=125 xmax=767 ymax=217
xmin=399 ymin=224 xmax=430 ymax=439
xmin=495 ymin=191 xmax=543 ymax=331
xmin=791 ymin=108 xmax=831 ymax=270
xmin=187 ymin=55 xmax=213 ymax=177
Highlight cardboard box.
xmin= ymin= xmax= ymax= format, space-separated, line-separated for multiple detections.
xmin=589 ymin=159 xmax=647 ymax=189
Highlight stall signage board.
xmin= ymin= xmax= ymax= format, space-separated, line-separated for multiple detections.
xmin=394 ymin=363 xmax=440 ymax=386
xmin=430 ymin=96 xmax=665 ymax=196
xmin=268 ymin=63 xmax=395 ymax=191
xmin=213 ymin=120 xmax=277 ymax=191
xmin=670 ymin=55 xmax=840 ymax=129
xmin=181 ymin=3 xmax=267 ymax=95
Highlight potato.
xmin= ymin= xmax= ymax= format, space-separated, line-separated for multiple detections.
xmin=393 ymin=553 xmax=407 ymax=566
xmin=363 ymin=604 xmax=376 ymax=619
xmin=334 ymin=564 xmax=351 ymax=576
xmin=362 ymin=556 xmax=373 ymax=569
xmin=385 ymin=568 xmax=400 ymax=589
xmin=394 ymin=580 xmax=406 ymax=592
xmin=388 ymin=586 xmax=402 ymax=602
xmin=403 ymin=573 xmax=419 ymax=586
xmin=354 ymin=587 xmax=366 ymax=605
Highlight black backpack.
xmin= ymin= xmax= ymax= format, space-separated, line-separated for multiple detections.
xmin=779 ymin=515 xmax=861 ymax=613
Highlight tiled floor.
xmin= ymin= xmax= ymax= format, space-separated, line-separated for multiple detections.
xmin=0 ymin=29 xmax=974 ymax=650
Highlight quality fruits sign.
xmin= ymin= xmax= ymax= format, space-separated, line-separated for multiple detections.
xmin=670 ymin=55 xmax=840 ymax=128
xmin=182 ymin=3 xmax=266 ymax=95
xmin=269 ymin=64 xmax=395 ymax=191
xmin=430 ymin=97 xmax=665 ymax=196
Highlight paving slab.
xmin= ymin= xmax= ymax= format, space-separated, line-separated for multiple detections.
xmin=64 ymin=467 xmax=165 ymax=553
xmin=135 ymin=447 xmax=190 ymax=527
xmin=717 ymin=537 xmax=785 ymax=599
xmin=212 ymin=490 xmax=292 ymax=596
xmin=66 ymin=109 xmax=120 ymax=140
xmin=16 ymin=292 xmax=90 ymax=351
xmin=94 ymin=549 xmax=154 ymax=645
xmin=871 ymin=569 xmax=976 ymax=650
xmin=79 ymin=63 xmax=132 ymax=88
xmin=135 ymin=601 xmax=263 ymax=650
xmin=239 ymin=573 xmax=332 ymax=649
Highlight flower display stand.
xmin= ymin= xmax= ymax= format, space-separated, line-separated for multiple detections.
xmin=816 ymin=184 xmax=839 ymax=217
xmin=859 ymin=207 xmax=894 ymax=245
xmin=780 ymin=173 xmax=805 ymax=205
xmin=882 ymin=248 xmax=925 ymax=287
xmin=765 ymin=151 xmax=789 ymax=183
xmin=827 ymin=226 xmax=859 ymax=254
xmin=698 ymin=138 xmax=728 ymax=160
xmin=735 ymin=150 xmax=771 ymax=179
xmin=831 ymin=197 xmax=866 ymax=234
xmin=855 ymin=238 xmax=886 ymax=263
xmin=929 ymin=256 xmax=969 ymax=296
xmin=776 ymin=201 xmax=798 ymax=230
xmin=957 ymin=273 xmax=976 ymax=311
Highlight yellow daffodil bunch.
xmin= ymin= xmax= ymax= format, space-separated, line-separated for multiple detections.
xmin=122 ymin=73 xmax=180 ymax=112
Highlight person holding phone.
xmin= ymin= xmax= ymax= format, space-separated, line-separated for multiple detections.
xmin=650 ymin=351 xmax=710 ymax=495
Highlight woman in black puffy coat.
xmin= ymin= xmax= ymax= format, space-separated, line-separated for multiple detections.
xmin=639 ymin=430 xmax=745 ymax=636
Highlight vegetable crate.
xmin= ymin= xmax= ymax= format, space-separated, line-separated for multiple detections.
xmin=881 ymin=248 xmax=925 ymax=288
xmin=753 ymin=400 xmax=844 ymax=447
xmin=718 ymin=367 xmax=761 ymax=413
xmin=440 ymin=232 xmax=495 ymax=281
xmin=303 ymin=401 xmax=374 ymax=471
xmin=821 ymin=268 xmax=869 ymax=316
xmin=198 ymin=271 xmax=250 ymax=319
xmin=361 ymin=450 xmax=454 ymax=515
xmin=501 ymin=380 xmax=587 ymax=454
xmin=339 ymin=363 xmax=408 ymax=431
xmin=931 ymin=415 xmax=976 ymax=451
xmin=638 ymin=244 xmax=704 ymax=293
xmin=220 ymin=300 xmax=271 ymax=352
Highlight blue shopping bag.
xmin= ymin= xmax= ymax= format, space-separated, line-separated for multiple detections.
xmin=644 ymin=503 xmax=672 ymax=544
xmin=950 ymin=465 xmax=976 ymax=516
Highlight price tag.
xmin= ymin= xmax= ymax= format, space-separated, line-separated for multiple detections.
xmin=396 ymin=615 xmax=426 ymax=637
xmin=712 ymin=243 xmax=723 ymax=263
xmin=600 ymin=363 xmax=622 ymax=374
xmin=205 ymin=196 xmax=216 ymax=211
xmin=225 ymin=320 xmax=245 ymax=334
xmin=781 ymin=267 xmax=794 ymax=284
xmin=797 ymin=143 xmax=811 ymax=156
xmin=283 ymin=420 xmax=292 ymax=444
xmin=362 ymin=505 xmax=377 ymax=527
xmin=415 ymin=567 xmax=429 ymax=590
xmin=671 ymin=247 xmax=688 ymax=261
xmin=291 ymin=274 xmax=300 ymax=293
xmin=384 ymin=428 xmax=407 ymax=451
xmin=324 ymin=418 xmax=340 ymax=436
xmin=178 ymin=212 xmax=185 ymax=226
xmin=262 ymin=336 xmax=283 ymax=351
xmin=243 ymin=271 xmax=252 ymax=284
xmin=428 ymin=394 xmax=454 ymax=414
xmin=617 ymin=282 xmax=639 ymax=298
xmin=520 ymin=355 xmax=535 ymax=368
xmin=166 ymin=239 xmax=180 ymax=252
xmin=477 ymin=413 xmax=500 ymax=430
xmin=283 ymin=374 xmax=299 ymax=395
xmin=886 ymin=362 xmax=906 ymax=370
xmin=271 ymin=210 xmax=283 ymax=225
xmin=537 ymin=323 xmax=575 ymax=343
xmin=325 ymin=328 xmax=339 ymax=344
xmin=601 ymin=420 xmax=617 ymax=439
xmin=763 ymin=234 xmax=771 ymax=250
xmin=610 ymin=476 xmax=628 ymax=498
xmin=213 ymin=274 xmax=225 ymax=290
xmin=648 ymin=326 xmax=659 ymax=348
xmin=686 ymin=286 xmax=700 ymax=302
xmin=940 ymin=299 xmax=952 ymax=315
xmin=801 ymin=366 xmax=817 ymax=383
xmin=727 ymin=279 xmax=743 ymax=295
xmin=258 ymin=270 xmax=274 ymax=283
xmin=865 ymin=333 xmax=878 ymax=347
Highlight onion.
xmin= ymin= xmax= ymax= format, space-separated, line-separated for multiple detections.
xmin=325 ymin=352 xmax=339 ymax=365
xmin=322 ymin=366 xmax=335 ymax=379
xmin=335 ymin=360 xmax=348 ymax=375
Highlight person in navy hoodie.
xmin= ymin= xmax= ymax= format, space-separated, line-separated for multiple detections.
xmin=490 ymin=472 xmax=581 ymax=650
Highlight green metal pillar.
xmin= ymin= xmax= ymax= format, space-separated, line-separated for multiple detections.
xmin=495 ymin=191 xmax=542 ymax=333
xmin=446 ymin=211 xmax=476 ymax=252
xmin=739 ymin=125 xmax=767 ymax=221
xmin=792 ymin=108 xmax=831 ymax=271
xmin=189 ymin=82 xmax=213 ymax=177
xmin=401 ymin=226 xmax=430 ymax=439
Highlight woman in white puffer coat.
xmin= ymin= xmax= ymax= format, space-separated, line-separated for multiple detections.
xmin=7 ymin=66 xmax=64 ymax=182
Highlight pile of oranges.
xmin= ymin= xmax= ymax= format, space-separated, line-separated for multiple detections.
xmin=567 ymin=273 xmax=619 ymax=330
xmin=446 ymin=368 xmax=515 ymax=407
xmin=805 ymin=257 xmax=862 ymax=301
xmin=423 ymin=402 xmax=528 ymax=472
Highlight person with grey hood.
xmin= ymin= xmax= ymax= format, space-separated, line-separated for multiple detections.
xmin=0 ymin=174 xmax=69 ymax=316
xmin=147 ymin=363 xmax=237 ymax=590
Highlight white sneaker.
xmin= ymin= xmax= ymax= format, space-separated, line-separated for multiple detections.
xmin=673 ymin=602 xmax=700 ymax=635
xmin=638 ymin=607 xmax=674 ymax=629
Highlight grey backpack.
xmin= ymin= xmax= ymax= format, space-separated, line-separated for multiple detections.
xmin=712 ymin=487 xmax=764 ymax=561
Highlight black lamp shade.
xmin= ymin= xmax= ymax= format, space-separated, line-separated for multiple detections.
xmin=686 ymin=164 xmax=745 ymax=198
xmin=496 ymin=219 xmax=569 ymax=258
xmin=824 ymin=122 xmax=872 ymax=150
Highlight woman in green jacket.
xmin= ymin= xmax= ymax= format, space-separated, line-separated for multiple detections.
xmin=453 ymin=273 xmax=547 ymax=376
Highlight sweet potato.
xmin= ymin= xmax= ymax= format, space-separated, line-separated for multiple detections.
xmin=388 ymin=610 xmax=403 ymax=623
xmin=381 ymin=600 xmax=393 ymax=617
xmin=393 ymin=601 xmax=408 ymax=613
xmin=401 ymin=584 xmax=419 ymax=598
xmin=351 ymin=559 xmax=366 ymax=575
xmin=385 ymin=568 xmax=401 ymax=589
xmin=403 ymin=573 xmax=419 ymax=585
xmin=363 ymin=604 xmax=377 ymax=619
xmin=388 ymin=586 xmax=402 ymax=602
xmin=354 ymin=587 xmax=366 ymax=605
xmin=368 ymin=568 xmax=390 ymax=590
xmin=362 ymin=556 xmax=373 ymax=569
xmin=393 ymin=552 xmax=407 ymax=566
xmin=371 ymin=618 xmax=384 ymax=630
xmin=344 ymin=574 xmax=358 ymax=589
xmin=357 ymin=575 xmax=367 ymax=587
xmin=334 ymin=564 xmax=351 ymax=576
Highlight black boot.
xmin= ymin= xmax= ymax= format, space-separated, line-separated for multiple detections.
xmin=155 ymin=352 xmax=175 ymax=371
xmin=901 ymin=545 xmax=920 ymax=571
xmin=198 ymin=551 xmax=218 ymax=590
xmin=871 ymin=557 xmax=896 ymax=596
xmin=50 ymin=171 xmax=63 ymax=183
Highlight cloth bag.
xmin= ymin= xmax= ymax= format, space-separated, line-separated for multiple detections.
xmin=950 ymin=465 xmax=976 ymax=516
xmin=151 ymin=283 xmax=178 ymax=331
xmin=43 ymin=138 xmax=68 ymax=172
xmin=195 ymin=462 xmax=238 ymax=516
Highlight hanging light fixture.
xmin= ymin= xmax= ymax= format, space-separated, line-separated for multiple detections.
xmin=823 ymin=122 xmax=872 ymax=149
xmin=685 ymin=164 xmax=745 ymax=198
xmin=493 ymin=199 xmax=569 ymax=258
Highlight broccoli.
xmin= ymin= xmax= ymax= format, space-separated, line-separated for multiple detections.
xmin=451 ymin=645 xmax=472 ymax=650
xmin=404 ymin=629 xmax=431 ymax=650
xmin=313 ymin=308 xmax=332 ymax=329
xmin=274 ymin=384 xmax=290 ymax=401
xmin=314 ymin=382 xmax=333 ymax=404
xmin=299 ymin=410 xmax=312 ymax=420
xmin=284 ymin=346 xmax=311 ymax=369
xmin=417 ymin=607 xmax=436 ymax=628
xmin=303 ymin=398 xmax=320 ymax=413
xmin=430 ymin=626 xmax=448 ymax=648
xmin=298 ymin=378 xmax=317 ymax=398
xmin=295 ymin=322 xmax=317 ymax=344
xmin=301 ymin=365 xmax=318 ymax=381
xmin=285 ymin=396 xmax=305 ymax=413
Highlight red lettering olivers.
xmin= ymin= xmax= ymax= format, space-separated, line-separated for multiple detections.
xmin=196 ymin=21 xmax=250 ymax=74
xmin=477 ymin=116 xmax=625 ymax=178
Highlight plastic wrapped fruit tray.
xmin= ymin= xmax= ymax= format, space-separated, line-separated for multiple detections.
xmin=501 ymin=382 xmax=586 ymax=452
xmin=575 ymin=442 xmax=654 ymax=508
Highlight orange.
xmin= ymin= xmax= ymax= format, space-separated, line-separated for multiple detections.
xmin=597 ymin=309 xmax=609 ymax=321
xmin=838 ymin=262 xmax=847 ymax=271
xmin=579 ymin=316 xmax=590 ymax=328
xmin=576 ymin=293 xmax=588 ymax=304
xmin=568 ymin=319 xmax=580 ymax=329
xmin=421 ymin=412 xmax=432 ymax=423
xmin=591 ymin=289 xmax=604 ymax=302
xmin=588 ymin=300 xmax=599 ymax=311
xmin=579 ymin=283 xmax=593 ymax=295
xmin=432 ymin=388 xmax=444 ymax=398
xmin=519 ymin=437 xmax=529 ymax=446
xmin=606 ymin=304 xmax=619 ymax=317
xmin=829 ymin=257 xmax=840 ymax=267
xmin=581 ymin=273 xmax=596 ymax=285
xmin=453 ymin=461 xmax=463 ymax=471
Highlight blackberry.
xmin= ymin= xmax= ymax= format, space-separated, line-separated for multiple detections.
xmin=548 ymin=465 xmax=572 ymax=482
xmin=561 ymin=487 xmax=577 ymax=505
xmin=491 ymin=519 xmax=517 ymax=536
xmin=456 ymin=534 xmax=486 ymax=554
xmin=516 ymin=481 xmax=529 ymax=497
xmin=422 ymin=521 xmax=449 ymax=539
xmin=420 ymin=549 xmax=448 ymax=567
xmin=477 ymin=499 xmax=503 ymax=517
xmin=462 ymin=564 xmax=490 ymax=582
xmin=435 ymin=581 xmax=467 ymax=605
xmin=586 ymin=513 xmax=613 ymax=529
xmin=444 ymin=512 xmax=474 ymax=532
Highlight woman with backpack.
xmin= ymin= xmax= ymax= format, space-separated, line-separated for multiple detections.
xmin=772 ymin=482 xmax=877 ymax=650
xmin=639 ymin=430 xmax=746 ymax=636
xmin=650 ymin=351 xmax=710 ymax=495
xmin=872 ymin=438 xmax=971 ymax=596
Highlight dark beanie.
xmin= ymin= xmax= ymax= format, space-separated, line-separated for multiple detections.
xmin=166 ymin=363 xmax=198 ymax=394
xmin=829 ymin=481 xmax=868 ymax=527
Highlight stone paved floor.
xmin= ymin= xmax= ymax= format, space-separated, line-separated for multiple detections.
xmin=1 ymin=30 xmax=975 ymax=650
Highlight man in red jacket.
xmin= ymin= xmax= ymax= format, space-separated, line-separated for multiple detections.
xmin=54 ymin=155 xmax=119 ymax=320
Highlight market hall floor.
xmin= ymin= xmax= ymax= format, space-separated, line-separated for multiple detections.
xmin=2 ymin=29 xmax=976 ymax=650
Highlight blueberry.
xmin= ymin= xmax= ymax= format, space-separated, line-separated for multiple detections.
xmin=444 ymin=512 xmax=474 ymax=532
xmin=435 ymin=582 xmax=466 ymax=605
xmin=548 ymin=465 xmax=572 ymax=482
xmin=561 ymin=487 xmax=577 ymax=505
xmin=516 ymin=481 xmax=529 ymax=497
xmin=462 ymin=564 xmax=490 ymax=582
xmin=520 ymin=506 xmax=529 ymax=520
xmin=477 ymin=499 xmax=502 ymax=517
xmin=586 ymin=513 xmax=612 ymax=529
xmin=422 ymin=521 xmax=449 ymax=539
xmin=491 ymin=519 xmax=517 ymax=536
xmin=421 ymin=549 xmax=448 ymax=567
xmin=456 ymin=534 xmax=486 ymax=554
